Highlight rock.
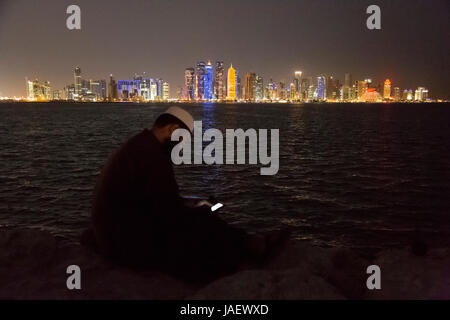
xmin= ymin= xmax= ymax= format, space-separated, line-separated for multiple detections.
xmin=0 ymin=227 xmax=195 ymax=299
xmin=190 ymin=268 xmax=344 ymax=300
xmin=0 ymin=227 xmax=449 ymax=299
xmin=364 ymin=248 xmax=450 ymax=300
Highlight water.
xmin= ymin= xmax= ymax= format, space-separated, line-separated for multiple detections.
xmin=0 ymin=102 xmax=449 ymax=250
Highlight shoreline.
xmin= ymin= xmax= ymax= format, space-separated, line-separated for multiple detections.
xmin=0 ymin=100 xmax=448 ymax=105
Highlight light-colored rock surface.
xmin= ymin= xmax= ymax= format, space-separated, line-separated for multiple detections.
xmin=0 ymin=227 xmax=449 ymax=299
xmin=365 ymin=248 xmax=450 ymax=299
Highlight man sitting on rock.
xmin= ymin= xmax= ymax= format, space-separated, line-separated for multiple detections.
xmin=90 ymin=106 xmax=288 ymax=282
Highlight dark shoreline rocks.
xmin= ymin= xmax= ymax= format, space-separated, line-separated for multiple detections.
xmin=0 ymin=227 xmax=449 ymax=300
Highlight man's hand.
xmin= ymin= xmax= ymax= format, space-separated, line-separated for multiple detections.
xmin=194 ymin=200 xmax=213 ymax=208
xmin=182 ymin=196 xmax=212 ymax=209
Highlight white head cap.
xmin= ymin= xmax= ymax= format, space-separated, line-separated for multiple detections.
xmin=163 ymin=106 xmax=194 ymax=132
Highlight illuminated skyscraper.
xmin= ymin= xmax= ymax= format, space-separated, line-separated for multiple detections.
xmin=64 ymin=84 xmax=75 ymax=100
xmin=289 ymin=83 xmax=296 ymax=101
xmin=342 ymin=73 xmax=352 ymax=101
xmin=150 ymin=81 xmax=157 ymax=100
xmin=195 ymin=61 xmax=206 ymax=100
xmin=74 ymin=67 xmax=81 ymax=98
xmin=226 ymin=64 xmax=236 ymax=101
xmin=393 ymin=87 xmax=401 ymax=101
xmin=108 ymin=74 xmax=118 ymax=101
xmin=236 ymin=75 xmax=242 ymax=101
xmin=255 ymin=75 xmax=264 ymax=101
xmin=204 ymin=61 xmax=213 ymax=100
xmin=214 ymin=61 xmax=224 ymax=100
xmin=326 ymin=76 xmax=337 ymax=100
xmin=265 ymin=79 xmax=278 ymax=100
xmin=42 ymin=81 xmax=51 ymax=100
xmin=307 ymin=85 xmax=315 ymax=101
xmin=162 ymin=82 xmax=170 ymax=100
xmin=402 ymin=90 xmax=408 ymax=101
xmin=415 ymin=87 xmax=428 ymax=101
xmin=89 ymin=80 xmax=100 ymax=100
xmin=279 ymin=81 xmax=287 ymax=100
xmin=184 ymin=68 xmax=195 ymax=101
xmin=26 ymin=79 xmax=51 ymax=100
xmin=294 ymin=71 xmax=302 ymax=100
xmin=383 ymin=79 xmax=391 ymax=99
xmin=156 ymin=78 xmax=164 ymax=100
xmin=140 ymin=78 xmax=152 ymax=101
xmin=356 ymin=80 xmax=367 ymax=99
xmin=407 ymin=89 xmax=413 ymax=101
xmin=317 ymin=76 xmax=326 ymax=100
xmin=301 ymin=78 xmax=310 ymax=100
xmin=244 ymin=72 xmax=256 ymax=101
xmin=26 ymin=79 xmax=34 ymax=99
xmin=117 ymin=80 xmax=137 ymax=100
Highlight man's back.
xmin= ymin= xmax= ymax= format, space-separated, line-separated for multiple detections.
xmin=91 ymin=129 xmax=180 ymax=259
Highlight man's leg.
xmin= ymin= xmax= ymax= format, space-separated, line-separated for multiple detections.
xmin=162 ymin=206 xmax=252 ymax=282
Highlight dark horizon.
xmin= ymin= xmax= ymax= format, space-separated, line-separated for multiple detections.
xmin=0 ymin=0 xmax=449 ymax=98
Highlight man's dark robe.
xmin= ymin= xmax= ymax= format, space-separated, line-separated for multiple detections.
xmin=91 ymin=129 xmax=248 ymax=281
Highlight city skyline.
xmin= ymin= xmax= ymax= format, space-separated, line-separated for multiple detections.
xmin=19 ymin=63 xmax=434 ymax=103
xmin=2 ymin=57 xmax=446 ymax=101
xmin=0 ymin=0 xmax=449 ymax=98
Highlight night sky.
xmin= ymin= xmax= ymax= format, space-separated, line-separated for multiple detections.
xmin=0 ymin=0 xmax=449 ymax=98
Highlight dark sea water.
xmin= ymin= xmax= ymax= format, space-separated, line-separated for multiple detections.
xmin=0 ymin=102 xmax=449 ymax=250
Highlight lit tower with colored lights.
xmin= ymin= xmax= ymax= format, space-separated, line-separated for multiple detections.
xmin=294 ymin=71 xmax=302 ymax=100
xmin=214 ymin=61 xmax=224 ymax=100
xmin=317 ymin=76 xmax=326 ymax=100
xmin=204 ymin=61 xmax=213 ymax=100
xmin=383 ymin=79 xmax=391 ymax=99
xmin=184 ymin=68 xmax=195 ymax=101
xmin=195 ymin=61 xmax=206 ymax=100
xmin=74 ymin=67 xmax=82 ymax=99
xmin=227 ymin=64 xmax=236 ymax=101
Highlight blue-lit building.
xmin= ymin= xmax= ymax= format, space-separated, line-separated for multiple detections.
xmin=156 ymin=78 xmax=164 ymax=98
xmin=317 ymin=76 xmax=326 ymax=100
xmin=195 ymin=61 xmax=206 ymax=100
xmin=118 ymin=77 xmax=161 ymax=101
xmin=204 ymin=61 xmax=213 ymax=100
xmin=118 ymin=80 xmax=139 ymax=99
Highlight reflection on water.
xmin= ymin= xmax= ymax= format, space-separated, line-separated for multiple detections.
xmin=0 ymin=102 xmax=449 ymax=250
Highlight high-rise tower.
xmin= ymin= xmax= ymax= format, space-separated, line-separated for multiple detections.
xmin=244 ymin=72 xmax=256 ymax=101
xmin=204 ymin=61 xmax=213 ymax=100
xmin=255 ymin=75 xmax=264 ymax=101
xmin=227 ymin=64 xmax=236 ymax=101
xmin=383 ymin=79 xmax=391 ymax=99
xmin=195 ymin=61 xmax=206 ymax=100
xmin=214 ymin=61 xmax=224 ymax=100
xmin=317 ymin=76 xmax=326 ymax=100
xmin=294 ymin=71 xmax=302 ymax=100
xmin=74 ymin=67 xmax=81 ymax=98
xmin=184 ymin=68 xmax=195 ymax=101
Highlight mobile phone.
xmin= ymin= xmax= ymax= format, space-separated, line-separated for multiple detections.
xmin=211 ymin=203 xmax=223 ymax=212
